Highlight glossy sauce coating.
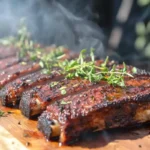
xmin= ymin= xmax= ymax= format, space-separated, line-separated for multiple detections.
xmin=0 ymin=68 xmax=63 ymax=106
xmin=0 ymin=61 xmax=41 ymax=87
xmin=38 ymin=73 xmax=150 ymax=144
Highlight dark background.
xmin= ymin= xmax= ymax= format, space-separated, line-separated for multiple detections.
xmin=0 ymin=0 xmax=149 ymax=70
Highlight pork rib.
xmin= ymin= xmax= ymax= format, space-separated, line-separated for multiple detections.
xmin=38 ymin=73 xmax=150 ymax=145
xmin=0 ymin=59 xmax=102 ymax=107
xmin=19 ymin=65 xmax=135 ymax=118
xmin=0 ymin=56 xmax=22 ymax=70
xmin=0 ymin=50 xmax=77 ymax=106
xmin=0 ymin=67 xmax=63 ymax=106
xmin=20 ymin=78 xmax=99 ymax=118
xmin=0 ymin=61 xmax=40 ymax=88
xmin=0 ymin=45 xmax=18 ymax=59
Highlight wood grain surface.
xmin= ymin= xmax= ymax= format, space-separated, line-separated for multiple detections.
xmin=0 ymin=104 xmax=150 ymax=150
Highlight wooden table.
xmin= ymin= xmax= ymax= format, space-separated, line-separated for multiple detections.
xmin=0 ymin=105 xmax=150 ymax=150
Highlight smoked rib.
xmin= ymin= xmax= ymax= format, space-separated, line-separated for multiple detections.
xmin=0 ymin=50 xmax=77 ymax=106
xmin=37 ymin=73 xmax=150 ymax=145
xmin=0 ymin=59 xmax=104 ymax=107
xmin=0 ymin=68 xmax=63 ymax=106
xmin=19 ymin=78 xmax=100 ymax=118
xmin=0 ymin=47 xmax=72 ymax=88
xmin=0 ymin=45 xmax=18 ymax=59
xmin=19 ymin=65 xmax=135 ymax=118
xmin=0 ymin=56 xmax=21 ymax=70
xmin=0 ymin=61 xmax=41 ymax=88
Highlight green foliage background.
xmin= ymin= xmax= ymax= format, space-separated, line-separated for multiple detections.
xmin=135 ymin=0 xmax=150 ymax=57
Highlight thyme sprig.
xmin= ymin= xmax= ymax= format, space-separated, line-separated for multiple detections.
xmin=0 ymin=18 xmax=42 ymax=59
xmin=39 ymin=46 xmax=66 ymax=74
xmin=0 ymin=110 xmax=5 ymax=117
xmin=16 ymin=18 xmax=35 ymax=58
xmin=0 ymin=110 xmax=13 ymax=118
xmin=58 ymin=49 xmax=133 ymax=86
xmin=0 ymin=18 xmax=133 ymax=87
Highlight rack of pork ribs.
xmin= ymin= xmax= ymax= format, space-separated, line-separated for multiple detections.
xmin=0 ymin=45 xmax=150 ymax=145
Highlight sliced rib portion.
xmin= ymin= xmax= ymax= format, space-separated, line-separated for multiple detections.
xmin=0 ymin=50 xmax=78 ymax=106
xmin=0 ymin=59 xmax=104 ymax=107
xmin=0 ymin=56 xmax=21 ymax=70
xmin=0 ymin=51 xmax=93 ymax=87
xmin=0 ymin=45 xmax=18 ymax=59
xmin=19 ymin=65 xmax=136 ymax=118
xmin=0 ymin=67 xmax=63 ymax=106
xmin=20 ymin=78 xmax=101 ymax=118
xmin=38 ymin=73 xmax=150 ymax=145
xmin=0 ymin=61 xmax=41 ymax=88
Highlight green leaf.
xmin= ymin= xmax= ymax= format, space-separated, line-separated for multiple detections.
xmin=21 ymin=62 xmax=27 ymax=65
xmin=135 ymin=36 xmax=146 ymax=50
xmin=138 ymin=0 xmax=150 ymax=6
xmin=50 ymin=81 xmax=59 ymax=88
xmin=132 ymin=67 xmax=138 ymax=74
xmin=60 ymin=86 xmax=67 ymax=95
xmin=144 ymin=43 xmax=150 ymax=57
xmin=0 ymin=110 xmax=5 ymax=117
xmin=39 ymin=61 xmax=44 ymax=68
xmin=136 ymin=22 xmax=146 ymax=35
xmin=78 ymin=49 xmax=86 ymax=64
xmin=60 ymin=100 xmax=72 ymax=105
xmin=90 ymin=48 xmax=95 ymax=62
xmin=101 ymin=56 xmax=109 ymax=67
xmin=122 ymin=62 xmax=127 ymax=72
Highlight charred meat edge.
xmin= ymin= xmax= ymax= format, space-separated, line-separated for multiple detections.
xmin=19 ymin=78 xmax=99 ymax=118
xmin=19 ymin=60 xmax=115 ymax=117
xmin=0 ymin=59 xmax=104 ymax=107
xmin=0 ymin=47 xmax=73 ymax=89
xmin=19 ymin=65 xmax=141 ymax=118
xmin=0 ymin=50 xmax=78 ymax=106
xmin=0 ymin=68 xmax=63 ymax=106
xmin=37 ymin=73 xmax=150 ymax=145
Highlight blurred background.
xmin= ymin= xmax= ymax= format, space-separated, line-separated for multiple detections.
xmin=0 ymin=0 xmax=149 ymax=70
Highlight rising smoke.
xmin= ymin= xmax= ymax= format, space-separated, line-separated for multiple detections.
xmin=0 ymin=0 xmax=105 ymax=57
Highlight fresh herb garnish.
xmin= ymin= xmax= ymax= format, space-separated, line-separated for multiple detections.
xmin=21 ymin=62 xmax=27 ymax=65
xmin=59 ymin=86 xmax=67 ymax=95
xmin=58 ymin=49 xmax=133 ymax=86
xmin=0 ymin=18 xmax=42 ymax=59
xmin=39 ymin=46 xmax=66 ymax=74
xmin=132 ymin=67 xmax=138 ymax=74
xmin=49 ymin=81 xmax=59 ymax=88
xmin=16 ymin=18 xmax=33 ymax=58
xmin=60 ymin=100 xmax=72 ymax=105
xmin=0 ymin=110 xmax=13 ymax=117
xmin=0 ymin=18 xmax=133 ymax=87
xmin=0 ymin=110 xmax=5 ymax=117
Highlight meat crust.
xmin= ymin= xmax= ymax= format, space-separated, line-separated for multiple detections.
xmin=19 ymin=60 xmax=119 ymax=118
xmin=20 ymin=78 xmax=103 ymax=118
xmin=19 ymin=65 xmax=139 ymax=118
xmin=0 ymin=61 xmax=41 ymax=88
xmin=0 ymin=68 xmax=63 ymax=106
xmin=0 ymin=45 xmax=18 ymax=59
xmin=0 ymin=56 xmax=21 ymax=70
xmin=37 ymin=73 xmax=150 ymax=145
xmin=0 ymin=49 xmax=77 ymax=106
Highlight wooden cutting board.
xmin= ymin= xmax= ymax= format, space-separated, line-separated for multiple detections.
xmin=0 ymin=104 xmax=150 ymax=150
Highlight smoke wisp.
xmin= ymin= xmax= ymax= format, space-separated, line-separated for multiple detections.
xmin=0 ymin=0 xmax=105 ymax=57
